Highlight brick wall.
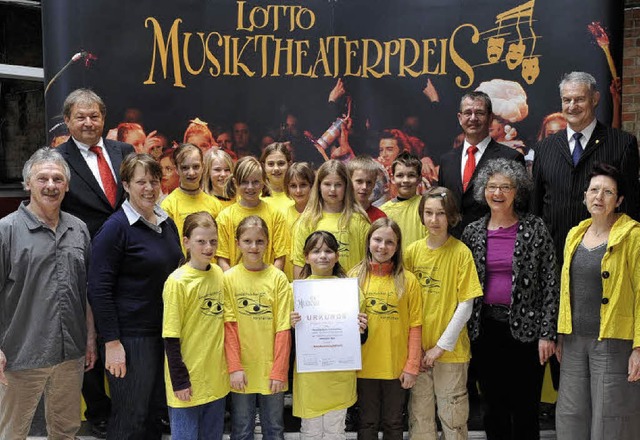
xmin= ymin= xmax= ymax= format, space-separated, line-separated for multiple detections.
xmin=624 ymin=4 xmax=640 ymax=139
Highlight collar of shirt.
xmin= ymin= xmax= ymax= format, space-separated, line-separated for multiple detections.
xmin=19 ymin=201 xmax=72 ymax=234
xmin=567 ymin=118 xmax=597 ymax=154
xmin=461 ymin=135 xmax=491 ymax=176
xmin=122 ymin=199 xmax=169 ymax=232
xmin=74 ymin=137 xmax=105 ymax=157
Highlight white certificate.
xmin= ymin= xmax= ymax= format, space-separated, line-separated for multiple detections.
xmin=293 ymin=277 xmax=362 ymax=373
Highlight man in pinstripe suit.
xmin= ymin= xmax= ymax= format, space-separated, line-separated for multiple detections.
xmin=531 ymin=71 xmax=640 ymax=263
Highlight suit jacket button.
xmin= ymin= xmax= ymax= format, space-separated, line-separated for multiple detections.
xmin=602 ymin=297 xmax=609 ymax=305
xmin=602 ymin=271 xmax=610 ymax=279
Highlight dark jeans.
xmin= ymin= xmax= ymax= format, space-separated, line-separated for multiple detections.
xmin=169 ymin=397 xmax=226 ymax=440
xmin=82 ymin=351 xmax=111 ymax=424
xmin=231 ymin=392 xmax=284 ymax=440
xmin=102 ymin=336 xmax=166 ymax=440
xmin=473 ymin=317 xmax=544 ymax=440
xmin=357 ymin=378 xmax=407 ymax=440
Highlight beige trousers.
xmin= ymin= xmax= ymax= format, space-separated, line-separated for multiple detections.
xmin=300 ymin=408 xmax=347 ymax=440
xmin=408 ymin=361 xmax=469 ymax=440
xmin=0 ymin=357 xmax=84 ymax=440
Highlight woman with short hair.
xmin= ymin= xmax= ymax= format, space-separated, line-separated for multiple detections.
xmin=461 ymin=158 xmax=559 ymax=440
xmin=555 ymin=163 xmax=640 ymax=439
xmin=88 ymin=153 xmax=183 ymax=440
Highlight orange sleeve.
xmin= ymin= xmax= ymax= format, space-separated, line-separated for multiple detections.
xmin=224 ymin=322 xmax=243 ymax=373
xmin=403 ymin=326 xmax=422 ymax=375
xmin=269 ymin=329 xmax=291 ymax=382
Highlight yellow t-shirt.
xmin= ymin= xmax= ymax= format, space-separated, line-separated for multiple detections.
xmin=224 ymin=264 xmax=292 ymax=395
xmin=380 ymin=195 xmax=426 ymax=252
xmin=282 ymin=205 xmax=302 ymax=282
xmin=348 ymin=269 xmax=423 ymax=379
xmin=292 ymin=212 xmax=370 ymax=273
xmin=404 ymin=236 xmax=483 ymax=363
xmin=262 ymin=191 xmax=294 ymax=213
xmin=216 ymin=201 xmax=287 ymax=267
xmin=292 ymin=275 xmax=361 ymax=419
xmin=161 ymin=189 xmax=222 ymax=254
xmin=214 ymin=195 xmax=236 ymax=210
xmin=162 ymin=264 xmax=231 ymax=408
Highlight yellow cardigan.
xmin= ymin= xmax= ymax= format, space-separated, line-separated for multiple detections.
xmin=558 ymin=214 xmax=640 ymax=347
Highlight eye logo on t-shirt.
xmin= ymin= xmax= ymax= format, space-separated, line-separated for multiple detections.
xmin=414 ymin=269 xmax=441 ymax=292
xmin=237 ymin=294 xmax=272 ymax=316
xmin=337 ymin=239 xmax=349 ymax=255
xmin=200 ymin=291 xmax=223 ymax=316
xmin=366 ymin=298 xmax=398 ymax=316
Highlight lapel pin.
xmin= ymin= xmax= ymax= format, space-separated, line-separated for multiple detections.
xmin=595 ymin=140 xmax=600 ymax=144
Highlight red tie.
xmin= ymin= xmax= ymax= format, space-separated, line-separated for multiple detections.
xmin=462 ymin=145 xmax=478 ymax=192
xmin=89 ymin=146 xmax=117 ymax=208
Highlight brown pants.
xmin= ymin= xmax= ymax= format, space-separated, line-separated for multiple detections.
xmin=357 ymin=378 xmax=407 ymax=440
xmin=0 ymin=357 xmax=84 ymax=440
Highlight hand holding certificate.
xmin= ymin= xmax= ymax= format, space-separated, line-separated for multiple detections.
xmin=293 ymin=277 xmax=362 ymax=373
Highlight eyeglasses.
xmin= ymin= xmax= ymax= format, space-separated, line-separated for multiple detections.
xmin=485 ymin=184 xmax=514 ymax=193
xmin=586 ymin=187 xmax=617 ymax=198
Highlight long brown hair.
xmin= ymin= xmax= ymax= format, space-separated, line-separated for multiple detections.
xmin=299 ymin=231 xmax=347 ymax=279
xmin=299 ymin=160 xmax=369 ymax=229
xmin=352 ymin=218 xmax=406 ymax=297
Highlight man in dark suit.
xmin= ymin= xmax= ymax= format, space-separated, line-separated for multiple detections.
xmin=532 ymin=71 xmax=640 ymax=262
xmin=438 ymin=91 xmax=524 ymax=237
xmin=57 ymin=89 xmax=134 ymax=437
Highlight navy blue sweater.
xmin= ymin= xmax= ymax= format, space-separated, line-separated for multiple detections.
xmin=88 ymin=209 xmax=182 ymax=341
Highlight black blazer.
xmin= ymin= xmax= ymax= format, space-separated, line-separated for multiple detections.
xmin=58 ymin=138 xmax=135 ymax=237
xmin=438 ymin=139 xmax=524 ymax=237
xmin=531 ymin=121 xmax=640 ymax=263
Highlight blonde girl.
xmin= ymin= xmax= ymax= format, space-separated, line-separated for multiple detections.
xmin=260 ymin=143 xmax=294 ymax=212
xmin=282 ymin=162 xmax=315 ymax=281
xmin=403 ymin=187 xmax=483 ymax=439
xmin=349 ymin=218 xmax=423 ymax=440
xmin=161 ymin=143 xmax=222 ymax=254
xmin=215 ymin=156 xmax=287 ymax=271
xmin=291 ymin=160 xmax=370 ymax=278
xmin=290 ymin=231 xmax=368 ymax=439
xmin=162 ymin=212 xmax=229 ymax=439
xmin=224 ymin=216 xmax=292 ymax=440
xmin=202 ymin=149 xmax=235 ymax=208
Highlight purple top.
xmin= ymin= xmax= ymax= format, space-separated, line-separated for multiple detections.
xmin=484 ymin=222 xmax=518 ymax=305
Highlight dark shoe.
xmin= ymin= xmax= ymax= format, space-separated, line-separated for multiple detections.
xmin=89 ymin=420 xmax=108 ymax=438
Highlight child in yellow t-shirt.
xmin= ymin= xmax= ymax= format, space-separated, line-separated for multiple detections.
xmin=348 ymin=218 xmax=423 ymax=439
xmin=162 ymin=212 xmax=230 ymax=439
xmin=161 ymin=143 xmax=222 ymax=255
xmin=403 ymin=187 xmax=483 ymax=439
xmin=292 ymin=160 xmax=370 ymax=278
xmin=224 ymin=215 xmax=292 ymax=439
xmin=380 ymin=151 xmax=427 ymax=251
xmin=259 ymin=143 xmax=295 ymax=213
xmin=282 ymin=162 xmax=315 ymax=281
xmin=290 ymin=231 xmax=368 ymax=440
xmin=216 ymin=157 xmax=287 ymax=271
xmin=202 ymin=148 xmax=235 ymax=208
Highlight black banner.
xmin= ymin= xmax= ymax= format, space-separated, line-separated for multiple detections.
xmin=42 ymin=0 xmax=624 ymax=165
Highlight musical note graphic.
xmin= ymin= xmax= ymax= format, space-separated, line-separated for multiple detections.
xmin=480 ymin=0 xmax=540 ymax=84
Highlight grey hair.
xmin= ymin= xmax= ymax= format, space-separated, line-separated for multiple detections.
xmin=559 ymin=71 xmax=597 ymax=95
xmin=459 ymin=91 xmax=493 ymax=115
xmin=473 ymin=158 xmax=532 ymax=211
xmin=63 ymin=88 xmax=106 ymax=119
xmin=22 ymin=147 xmax=71 ymax=190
